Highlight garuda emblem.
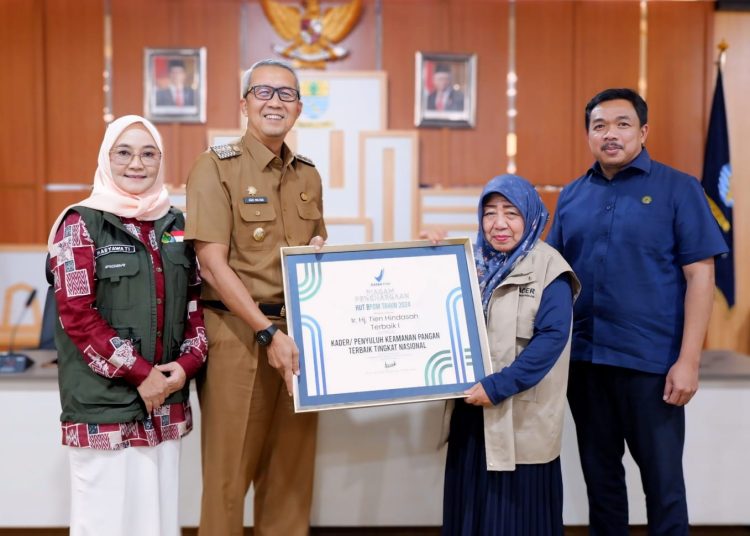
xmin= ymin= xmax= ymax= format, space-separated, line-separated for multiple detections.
xmin=261 ymin=0 xmax=363 ymax=69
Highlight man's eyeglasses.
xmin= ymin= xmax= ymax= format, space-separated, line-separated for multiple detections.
xmin=109 ymin=149 xmax=162 ymax=167
xmin=245 ymin=85 xmax=300 ymax=102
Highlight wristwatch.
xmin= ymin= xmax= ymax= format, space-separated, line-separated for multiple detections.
xmin=255 ymin=324 xmax=278 ymax=347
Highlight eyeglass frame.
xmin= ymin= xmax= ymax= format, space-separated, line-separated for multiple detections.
xmin=244 ymin=85 xmax=301 ymax=102
xmin=109 ymin=148 xmax=163 ymax=167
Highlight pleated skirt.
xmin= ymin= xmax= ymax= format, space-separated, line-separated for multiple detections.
xmin=442 ymin=400 xmax=564 ymax=536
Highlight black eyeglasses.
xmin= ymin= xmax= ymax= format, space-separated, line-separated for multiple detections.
xmin=245 ymin=85 xmax=300 ymax=102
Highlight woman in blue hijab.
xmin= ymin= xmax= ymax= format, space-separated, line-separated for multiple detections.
xmin=441 ymin=175 xmax=579 ymax=535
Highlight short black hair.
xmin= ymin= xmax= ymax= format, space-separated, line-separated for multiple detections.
xmin=168 ymin=59 xmax=186 ymax=70
xmin=585 ymin=88 xmax=648 ymax=130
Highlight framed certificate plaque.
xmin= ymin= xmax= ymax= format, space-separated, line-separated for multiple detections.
xmin=281 ymin=238 xmax=492 ymax=412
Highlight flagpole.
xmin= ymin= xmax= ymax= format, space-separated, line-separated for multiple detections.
xmin=717 ymin=39 xmax=728 ymax=70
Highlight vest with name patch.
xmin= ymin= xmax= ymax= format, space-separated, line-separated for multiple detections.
xmin=55 ymin=206 xmax=193 ymax=424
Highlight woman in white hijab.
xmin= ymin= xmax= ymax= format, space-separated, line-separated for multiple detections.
xmin=48 ymin=115 xmax=207 ymax=536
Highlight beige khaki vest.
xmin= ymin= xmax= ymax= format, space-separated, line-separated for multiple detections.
xmin=442 ymin=241 xmax=580 ymax=471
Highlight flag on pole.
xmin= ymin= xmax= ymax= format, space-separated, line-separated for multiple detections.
xmin=702 ymin=68 xmax=735 ymax=307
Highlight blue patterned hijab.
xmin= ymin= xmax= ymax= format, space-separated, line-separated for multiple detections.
xmin=475 ymin=174 xmax=549 ymax=316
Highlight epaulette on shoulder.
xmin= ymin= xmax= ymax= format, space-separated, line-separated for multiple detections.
xmin=295 ymin=153 xmax=316 ymax=167
xmin=211 ymin=144 xmax=242 ymax=160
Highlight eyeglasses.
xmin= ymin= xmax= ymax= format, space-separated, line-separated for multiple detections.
xmin=245 ymin=85 xmax=300 ymax=102
xmin=109 ymin=148 xmax=162 ymax=167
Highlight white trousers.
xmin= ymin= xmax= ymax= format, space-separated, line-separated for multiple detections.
xmin=68 ymin=440 xmax=181 ymax=536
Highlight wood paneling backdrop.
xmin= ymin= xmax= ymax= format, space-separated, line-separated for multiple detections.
xmin=1 ymin=1 xmax=748 ymax=351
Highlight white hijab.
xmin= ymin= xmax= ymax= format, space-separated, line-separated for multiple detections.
xmin=47 ymin=115 xmax=171 ymax=251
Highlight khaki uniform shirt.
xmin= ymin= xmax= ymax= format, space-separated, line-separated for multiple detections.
xmin=185 ymin=134 xmax=327 ymax=303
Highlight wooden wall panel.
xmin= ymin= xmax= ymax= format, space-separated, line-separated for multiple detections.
xmin=516 ymin=1 xmax=575 ymax=186
xmin=44 ymin=0 xmax=105 ymax=183
xmin=572 ymin=2 xmax=640 ymax=175
xmin=0 ymin=0 xmax=46 ymax=243
xmin=647 ymin=1 xmax=712 ymax=178
xmin=383 ymin=0 xmax=449 ymax=186
xmin=383 ymin=0 xmax=508 ymax=187
xmin=1 ymin=188 xmax=42 ymax=244
xmin=446 ymin=1 xmax=508 ymax=186
xmin=0 ymin=0 xmax=43 ymax=186
xmin=111 ymin=0 xmax=242 ymax=188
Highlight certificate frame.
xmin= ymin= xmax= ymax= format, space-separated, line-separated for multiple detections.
xmin=281 ymin=238 xmax=492 ymax=412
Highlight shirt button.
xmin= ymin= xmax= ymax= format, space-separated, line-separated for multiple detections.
xmin=156 ymin=267 xmax=163 ymax=273
xmin=157 ymin=298 xmax=162 ymax=305
xmin=605 ymin=205 xmax=612 ymax=211
xmin=156 ymin=330 xmax=162 ymax=337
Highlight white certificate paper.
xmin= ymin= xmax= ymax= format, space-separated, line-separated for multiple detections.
xmin=282 ymin=239 xmax=492 ymax=412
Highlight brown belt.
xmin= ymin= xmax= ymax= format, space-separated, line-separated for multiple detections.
xmin=202 ymin=300 xmax=286 ymax=318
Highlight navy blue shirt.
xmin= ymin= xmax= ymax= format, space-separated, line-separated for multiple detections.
xmin=481 ymin=274 xmax=573 ymax=405
xmin=547 ymin=149 xmax=728 ymax=374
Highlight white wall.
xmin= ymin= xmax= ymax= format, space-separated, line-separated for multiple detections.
xmin=1 ymin=353 xmax=749 ymax=527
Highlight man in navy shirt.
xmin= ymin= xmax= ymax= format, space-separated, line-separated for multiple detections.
xmin=547 ymin=88 xmax=727 ymax=535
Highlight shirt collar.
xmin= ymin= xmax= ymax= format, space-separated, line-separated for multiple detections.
xmin=587 ymin=147 xmax=652 ymax=180
xmin=243 ymin=133 xmax=294 ymax=171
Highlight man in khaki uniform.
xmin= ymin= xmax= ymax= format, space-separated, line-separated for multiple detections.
xmin=185 ymin=58 xmax=326 ymax=536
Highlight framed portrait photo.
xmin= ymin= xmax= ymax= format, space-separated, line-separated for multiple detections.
xmin=144 ymin=47 xmax=206 ymax=123
xmin=414 ymin=52 xmax=477 ymax=129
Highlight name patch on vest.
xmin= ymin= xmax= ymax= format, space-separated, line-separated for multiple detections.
xmin=95 ymin=245 xmax=136 ymax=258
xmin=519 ymin=287 xmax=536 ymax=298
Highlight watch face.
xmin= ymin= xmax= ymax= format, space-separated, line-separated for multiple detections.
xmin=256 ymin=330 xmax=272 ymax=346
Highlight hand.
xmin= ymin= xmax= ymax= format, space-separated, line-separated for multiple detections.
xmin=309 ymin=235 xmax=325 ymax=251
xmin=419 ymin=228 xmax=447 ymax=244
xmin=266 ymin=330 xmax=299 ymax=396
xmin=155 ymin=361 xmax=187 ymax=395
xmin=464 ymin=382 xmax=492 ymax=407
xmin=663 ymin=357 xmax=700 ymax=406
xmin=137 ymin=367 xmax=170 ymax=414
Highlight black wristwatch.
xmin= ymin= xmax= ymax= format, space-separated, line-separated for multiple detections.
xmin=255 ymin=324 xmax=279 ymax=347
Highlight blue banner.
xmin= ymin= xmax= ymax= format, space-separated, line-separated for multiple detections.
xmin=702 ymin=69 xmax=734 ymax=307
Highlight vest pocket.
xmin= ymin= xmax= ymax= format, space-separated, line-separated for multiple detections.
xmin=73 ymin=375 xmax=139 ymax=406
xmin=515 ymin=313 xmax=537 ymax=402
xmin=95 ymin=253 xmax=140 ymax=309
xmin=162 ymin=243 xmax=191 ymax=267
xmin=518 ymin=385 xmax=538 ymax=402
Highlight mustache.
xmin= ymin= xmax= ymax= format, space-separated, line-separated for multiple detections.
xmin=601 ymin=142 xmax=624 ymax=150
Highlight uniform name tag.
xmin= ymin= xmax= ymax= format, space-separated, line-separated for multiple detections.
xmin=95 ymin=245 xmax=136 ymax=258
xmin=243 ymin=196 xmax=268 ymax=204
